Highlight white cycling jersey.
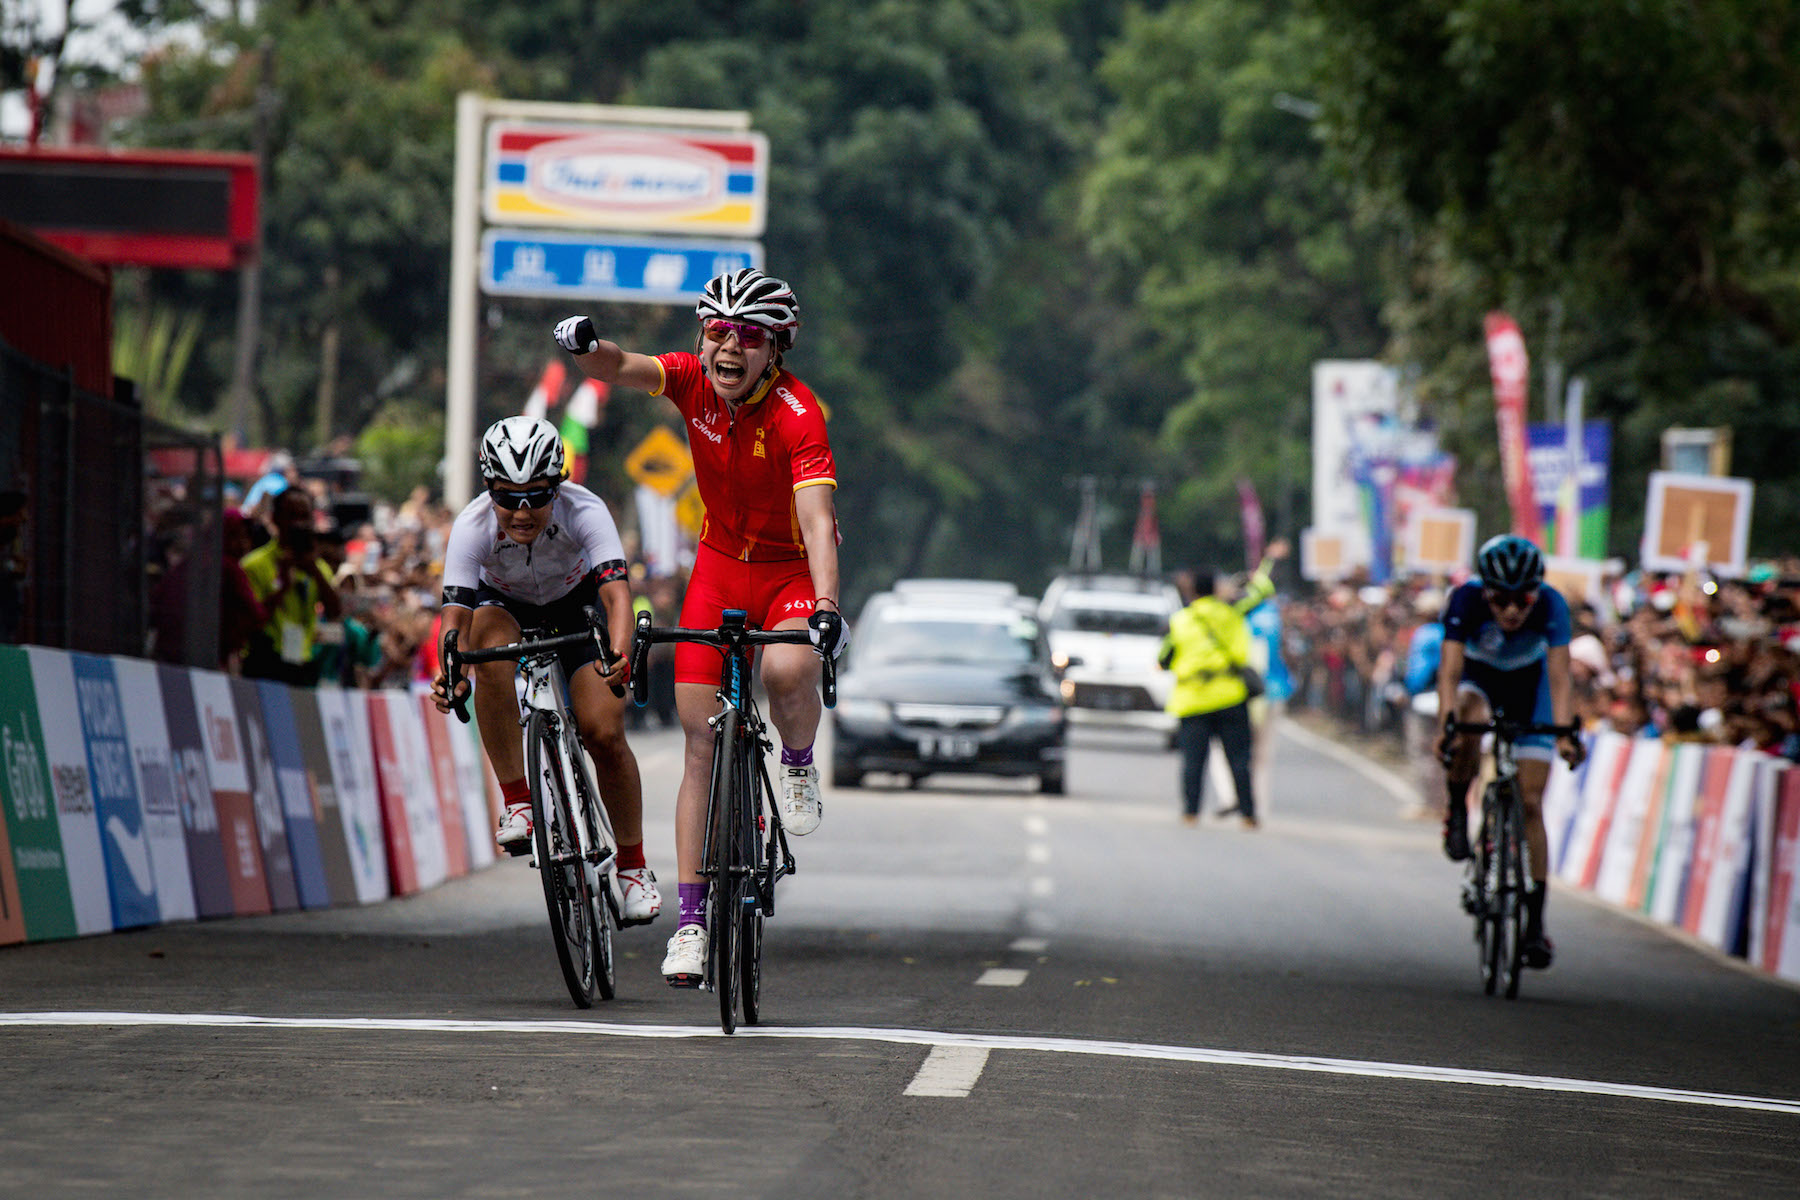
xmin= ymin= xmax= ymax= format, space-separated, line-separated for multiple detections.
xmin=441 ymin=483 xmax=628 ymax=609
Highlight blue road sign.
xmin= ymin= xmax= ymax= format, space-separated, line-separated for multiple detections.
xmin=480 ymin=230 xmax=763 ymax=304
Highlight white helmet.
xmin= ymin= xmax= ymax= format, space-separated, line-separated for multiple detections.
xmin=696 ymin=268 xmax=800 ymax=350
xmin=479 ymin=416 xmax=565 ymax=485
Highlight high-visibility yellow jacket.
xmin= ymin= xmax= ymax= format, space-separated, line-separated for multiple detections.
xmin=1158 ymin=569 xmax=1274 ymax=718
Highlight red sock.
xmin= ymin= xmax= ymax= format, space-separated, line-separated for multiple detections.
xmin=501 ymin=777 xmax=529 ymax=810
xmin=616 ymin=842 xmax=646 ymax=872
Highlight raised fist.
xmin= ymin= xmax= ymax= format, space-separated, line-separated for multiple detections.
xmin=554 ymin=316 xmax=599 ymax=354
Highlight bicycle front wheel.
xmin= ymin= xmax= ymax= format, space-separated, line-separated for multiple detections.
xmin=528 ymin=711 xmax=600 ymax=1009
xmin=706 ymin=707 xmax=744 ymax=1033
xmin=563 ymin=721 xmax=616 ymax=1002
xmin=1477 ymin=784 xmax=1503 ymax=996
xmin=1498 ymin=790 xmax=1527 ymax=1000
xmin=739 ymin=751 xmax=770 ymax=1025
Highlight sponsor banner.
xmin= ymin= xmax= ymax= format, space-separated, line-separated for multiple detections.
xmin=189 ymin=670 xmax=272 ymax=916
xmin=288 ymin=688 xmax=362 ymax=906
xmin=231 ymin=678 xmax=300 ymax=912
xmin=1483 ymin=312 xmax=1543 ymax=544
xmin=444 ymin=701 xmax=496 ymax=871
xmin=1764 ymin=769 xmax=1800 ymax=980
xmin=1748 ymin=760 xmax=1785 ymax=970
xmin=111 ymin=659 xmax=197 ymax=924
xmin=156 ymin=665 xmax=236 ymax=918
xmin=256 ymin=683 xmax=332 ymax=910
xmin=1679 ymin=747 xmax=1737 ymax=935
xmin=0 ymin=770 xmax=20 ymax=944
xmin=1311 ymin=361 xmax=1399 ymax=571
xmin=0 ymin=646 xmax=75 ymax=941
xmin=1646 ymin=744 xmax=1707 ymax=925
xmin=1624 ymin=744 xmax=1674 ymax=912
xmin=484 ymin=123 xmax=769 ymax=236
xmin=315 ymin=688 xmax=389 ymax=904
xmin=1640 ymin=471 xmax=1754 ymax=577
xmin=1540 ymin=750 xmax=1584 ymax=867
xmin=1527 ymin=420 xmax=1611 ymax=559
xmin=365 ymin=692 xmax=420 ymax=896
xmin=26 ymin=647 xmax=114 ymax=934
xmin=1593 ymin=738 xmax=1664 ymax=907
xmin=1556 ymin=730 xmax=1627 ymax=883
xmin=1695 ymin=750 xmax=1762 ymax=955
xmin=69 ymin=654 xmax=160 ymax=930
xmin=481 ymin=230 xmax=761 ymax=305
xmin=416 ymin=694 xmax=474 ymax=878
xmin=385 ymin=689 xmax=451 ymax=890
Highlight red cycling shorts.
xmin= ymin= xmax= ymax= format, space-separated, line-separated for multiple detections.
xmin=674 ymin=541 xmax=817 ymax=685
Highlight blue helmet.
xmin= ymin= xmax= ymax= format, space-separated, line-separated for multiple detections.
xmin=1476 ymin=534 xmax=1545 ymax=591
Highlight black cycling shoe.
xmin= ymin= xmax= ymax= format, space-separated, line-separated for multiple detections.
xmin=1523 ymin=931 xmax=1555 ymax=969
xmin=1443 ymin=816 xmax=1471 ymax=862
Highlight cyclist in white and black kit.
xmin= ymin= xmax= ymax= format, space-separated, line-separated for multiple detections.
xmin=429 ymin=416 xmax=661 ymax=925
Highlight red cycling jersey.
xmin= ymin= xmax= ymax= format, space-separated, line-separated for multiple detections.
xmin=652 ymin=352 xmax=837 ymax=562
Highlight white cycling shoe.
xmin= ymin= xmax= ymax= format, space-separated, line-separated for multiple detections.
xmin=495 ymin=802 xmax=532 ymax=854
xmin=779 ymin=764 xmax=823 ymax=836
xmin=617 ymin=866 xmax=661 ymax=926
xmin=661 ymin=924 xmax=707 ymax=987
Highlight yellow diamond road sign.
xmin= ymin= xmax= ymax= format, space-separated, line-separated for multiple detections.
xmin=625 ymin=426 xmax=693 ymax=498
xmin=675 ymin=481 xmax=705 ymax=539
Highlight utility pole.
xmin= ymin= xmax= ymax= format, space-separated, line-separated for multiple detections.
xmin=1070 ymin=476 xmax=1102 ymax=572
xmin=228 ymin=40 xmax=273 ymax=446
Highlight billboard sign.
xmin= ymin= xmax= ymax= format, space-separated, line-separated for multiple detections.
xmin=484 ymin=124 xmax=768 ymax=236
xmin=481 ymin=230 xmax=759 ymax=303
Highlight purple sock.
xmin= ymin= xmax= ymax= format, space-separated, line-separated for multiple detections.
xmin=781 ymin=743 xmax=814 ymax=767
xmin=678 ymin=882 xmax=707 ymax=928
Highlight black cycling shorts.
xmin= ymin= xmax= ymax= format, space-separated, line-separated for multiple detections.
xmin=474 ymin=571 xmax=603 ymax=681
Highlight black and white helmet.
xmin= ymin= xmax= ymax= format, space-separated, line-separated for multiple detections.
xmin=478 ymin=416 xmax=565 ymax=485
xmin=1476 ymin=534 xmax=1545 ymax=592
xmin=695 ymin=268 xmax=800 ymax=350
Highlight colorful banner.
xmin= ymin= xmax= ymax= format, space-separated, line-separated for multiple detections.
xmin=417 ymin=695 xmax=473 ymax=878
xmin=112 ymin=659 xmax=197 ymax=924
xmin=27 ymin=647 xmax=114 ymax=934
xmin=1483 ymin=312 xmax=1542 ymax=545
xmin=445 ymin=701 xmax=496 ymax=871
xmin=315 ymin=687 xmax=389 ymax=904
xmin=190 ymin=670 xmax=272 ymax=917
xmin=0 ymin=646 xmax=76 ymax=941
xmin=256 ymin=682 xmax=333 ymax=910
xmin=231 ymin=678 xmax=299 ymax=912
xmin=365 ymin=691 xmax=419 ymax=896
xmin=69 ymin=653 xmax=160 ymax=930
xmin=382 ymin=690 xmax=451 ymax=891
xmin=1527 ymin=420 xmax=1611 ymax=559
xmin=287 ymin=688 xmax=362 ymax=907
xmin=156 ymin=665 xmax=236 ymax=918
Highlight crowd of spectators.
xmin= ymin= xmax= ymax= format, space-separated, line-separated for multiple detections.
xmin=1281 ymin=560 xmax=1800 ymax=785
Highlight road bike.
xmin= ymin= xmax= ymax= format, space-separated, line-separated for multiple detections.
xmin=628 ymin=608 xmax=837 ymax=1034
xmin=1443 ymin=717 xmax=1576 ymax=999
xmin=444 ymin=606 xmax=627 ymax=1009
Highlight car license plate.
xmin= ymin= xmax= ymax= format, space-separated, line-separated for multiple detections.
xmin=917 ymin=735 xmax=977 ymax=761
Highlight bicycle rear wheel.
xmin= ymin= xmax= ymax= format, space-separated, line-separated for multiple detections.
xmin=707 ymin=707 xmax=744 ymax=1034
xmin=527 ymin=711 xmax=600 ymax=1009
xmin=1498 ymin=792 xmax=1527 ymax=1000
xmin=563 ymin=722 xmax=616 ymax=1002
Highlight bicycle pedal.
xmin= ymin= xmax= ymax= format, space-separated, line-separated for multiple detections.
xmin=502 ymin=841 xmax=532 ymax=859
xmin=664 ymin=973 xmax=703 ymax=989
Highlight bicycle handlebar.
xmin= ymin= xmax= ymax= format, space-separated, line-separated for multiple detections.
xmin=629 ymin=608 xmax=838 ymax=709
xmin=1439 ymin=718 xmax=1581 ymax=768
xmin=442 ymin=605 xmax=624 ymax=724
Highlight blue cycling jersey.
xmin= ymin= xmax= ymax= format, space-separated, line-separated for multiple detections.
xmin=1441 ymin=581 xmax=1571 ymax=671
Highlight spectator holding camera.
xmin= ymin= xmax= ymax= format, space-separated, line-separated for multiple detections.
xmin=240 ymin=487 xmax=342 ymax=685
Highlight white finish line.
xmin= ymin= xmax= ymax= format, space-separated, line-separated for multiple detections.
xmin=5 ymin=1011 xmax=1799 ymax=1116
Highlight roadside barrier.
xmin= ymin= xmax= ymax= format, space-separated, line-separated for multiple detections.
xmin=0 ymin=644 xmax=503 ymax=945
xmin=1543 ymin=730 xmax=1800 ymax=983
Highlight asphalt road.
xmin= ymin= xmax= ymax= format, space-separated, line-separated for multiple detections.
xmin=3 ymin=718 xmax=1798 ymax=1198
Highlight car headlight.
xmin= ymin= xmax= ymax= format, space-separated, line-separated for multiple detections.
xmin=833 ymin=698 xmax=892 ymax=726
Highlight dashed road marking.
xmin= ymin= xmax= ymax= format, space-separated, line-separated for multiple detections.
xmin=1026 ymin=843 xmax=1051 ymax=865
xmin=1009 ymin=938 xmax=1049 ymax=954
xmin=975 ymin=969 xmax=1030 ymax=987
xmin=904 ymin=1045 xmax=991 ymax=1097
xmin=1023 ymin=815 xmax=1050 ymax=837
xmin=6 ymin=1012 xmax=1799 ymax=1116
xmin=1029 ymin=876 xmax=1054 ymax=899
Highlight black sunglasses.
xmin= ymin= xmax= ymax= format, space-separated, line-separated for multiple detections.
xmin=489 ymin=484 xmax=559 ymax=510
xmin=1483 ymin=587 xmax=1538 ymax=612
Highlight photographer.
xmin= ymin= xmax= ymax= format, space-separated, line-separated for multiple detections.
xmin=240 ymin=487 xmax=342 ymax=685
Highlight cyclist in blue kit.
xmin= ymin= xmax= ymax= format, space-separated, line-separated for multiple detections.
xmin=1435 ymin=534 xmax=1586 ymax=969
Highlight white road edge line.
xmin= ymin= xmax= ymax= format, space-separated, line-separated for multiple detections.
xmin=975 ymin=969 xmax=1029 ymax=987
xmin=904 ymin=1044 xmax=991 ymax=1097
xmin=5 ymin=1012 xmax=1798 ymax=1117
